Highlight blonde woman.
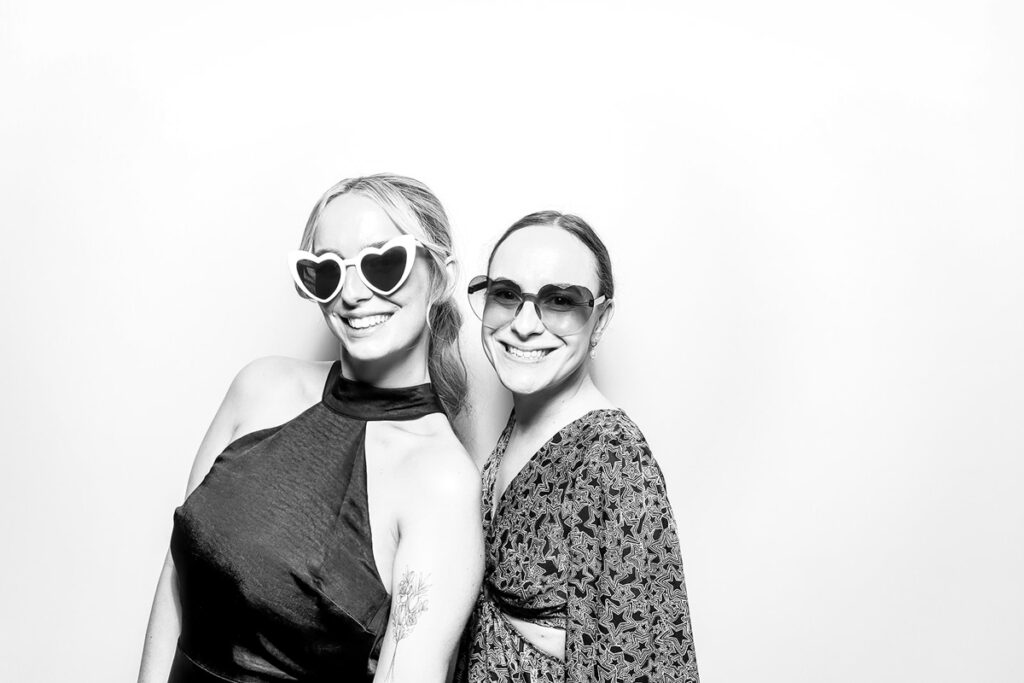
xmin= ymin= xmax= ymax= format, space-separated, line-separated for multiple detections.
xmin=139 ymin=175 xmax=483 ymax=683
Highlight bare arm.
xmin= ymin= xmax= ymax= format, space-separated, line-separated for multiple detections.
xmin=137 ymin=366 xmax=249 ymax=682
xmin=373 ymin=450 xmax=484 ymax=683
xmin=137 ymin=549 xmax=182 ymax=683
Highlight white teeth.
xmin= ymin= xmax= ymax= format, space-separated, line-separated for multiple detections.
xmin=504 ymin=344 xmax=550 ymax=361
xmin=345 ymin=314 xmax=392 ymax=329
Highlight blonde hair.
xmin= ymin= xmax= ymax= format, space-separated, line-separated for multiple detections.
xmin=299 ymin=174 xmax=468 ymax=418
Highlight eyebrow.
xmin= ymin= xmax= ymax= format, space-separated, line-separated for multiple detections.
xmin=312 ymin=239 xmax=390 ymax=258
xmin=490 ymin=277 xmax=581 ymax=290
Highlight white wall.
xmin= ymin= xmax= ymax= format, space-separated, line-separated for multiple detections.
xmin=1 ymin=1 xmax=1021 ymax=681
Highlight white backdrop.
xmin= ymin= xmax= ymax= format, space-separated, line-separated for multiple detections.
xmin=1 ymin=1 xmax=1022 ymax=681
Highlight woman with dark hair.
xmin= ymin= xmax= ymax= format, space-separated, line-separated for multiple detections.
xmin=458 ymin=211 xmax=698 ymax=683
xmin=139 ymin=174 xmax=483 ymax=683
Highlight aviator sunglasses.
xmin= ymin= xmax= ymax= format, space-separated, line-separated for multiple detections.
xmin=467 ymin=275 xmax=609 ymax=336
xmin=289 ymin=234 xmax=445 ymax=303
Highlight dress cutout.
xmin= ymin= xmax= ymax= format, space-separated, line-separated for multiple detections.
xmin=169 ymin=361 xmax=443 ymax=682
xmin=458 ymin=409 xmax=699 ymax=683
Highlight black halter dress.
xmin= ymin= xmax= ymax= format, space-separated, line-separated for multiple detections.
xmin=169 ymin=361 xmax=443 ymax=682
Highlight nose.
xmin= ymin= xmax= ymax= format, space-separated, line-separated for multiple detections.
xmin=509 ymin=299 xmax=545 ymax=338
xmin=338 ymin=264 xmax=372 ymax=307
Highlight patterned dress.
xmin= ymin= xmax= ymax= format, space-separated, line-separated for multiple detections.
xmin=458 ymin=409 xmax=698 ymax=683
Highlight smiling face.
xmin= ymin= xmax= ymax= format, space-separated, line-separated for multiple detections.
xmin=312 ymin=192 xmax=432 ymax=374
xmin=482 ymin=224 xmax=609 ymax=397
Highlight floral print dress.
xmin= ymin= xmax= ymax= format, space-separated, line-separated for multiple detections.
xmin=457 ymin=409 xmax=699 ymax=683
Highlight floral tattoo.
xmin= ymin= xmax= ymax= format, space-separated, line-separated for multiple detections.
xmin=382 ymin=570 xmax=430 ymax=681
xmin=392 ymin=570 xmax=430 ymax=640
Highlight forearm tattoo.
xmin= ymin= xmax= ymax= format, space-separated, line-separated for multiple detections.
xmin=382 ymin=570 xmax=430 ymax=681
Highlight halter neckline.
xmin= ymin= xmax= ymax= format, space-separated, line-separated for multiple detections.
xmin=321 ymin=361 xmax=444 ymax=421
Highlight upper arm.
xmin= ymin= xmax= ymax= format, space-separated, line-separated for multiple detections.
xmin=373 ymin=447 xmax=484 ymax=683
xmin=183 ymin=383 xmax=240 ymax=496
xmin=564 ymin=421 xmax=698 ymax=683
xmin=144 ymin=361 xmax=266 ymax=678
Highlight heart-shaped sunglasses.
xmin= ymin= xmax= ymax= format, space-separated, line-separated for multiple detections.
xmin=289 ymin=234 xmax=443 ymax=303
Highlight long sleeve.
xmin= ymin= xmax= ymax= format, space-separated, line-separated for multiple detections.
xmin=564 ymin=418 xmax=698 ymax=683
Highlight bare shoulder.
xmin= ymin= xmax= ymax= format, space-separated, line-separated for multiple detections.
xmin=185 ymin=356 xmax=332 ymax=495
xmin=392 ymin=417 xmax=480 ymax=506
xmin=230 ymin=355 xmax=330 ymax=401
xmin=226 ymin=356 xmax=333 ymax=435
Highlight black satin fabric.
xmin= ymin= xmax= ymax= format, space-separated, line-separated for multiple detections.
xmin=169 ymin=362 xmax=443 ymax=682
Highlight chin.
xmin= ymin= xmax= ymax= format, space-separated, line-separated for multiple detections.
xmin=492 ymin=362 xmax=553 ymax=396
xmin=499 ymin=378 xmax=551 ymax=396
xmin=342 ymin=337 xmax=395 ymax=363
xmin=331 ymin=327 xmax=399 ymax=366
xmin=328 ymin=310 xmax=418 ymax=364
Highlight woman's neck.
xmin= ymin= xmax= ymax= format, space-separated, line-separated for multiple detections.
xmin=511 ymin=367 xmax=610 ymax=433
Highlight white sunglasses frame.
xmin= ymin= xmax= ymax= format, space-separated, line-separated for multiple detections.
xmin=288 ymin=234 xmax=423 ymax=303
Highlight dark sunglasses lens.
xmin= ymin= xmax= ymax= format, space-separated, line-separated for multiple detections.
xmin=359 ymin=245 xmax=409 ymax=293
xmin=296 ymin=259 xmax=342 ymax=300
xmin=486 ymin=282 xmax=524 ymax=308
xmin=539 ymin=285 xmax=592 ymax=311
xmin=482 ymin=281 xmax=524 ymax=329
xmin=538 ymin=285 xmax=596 ymax=334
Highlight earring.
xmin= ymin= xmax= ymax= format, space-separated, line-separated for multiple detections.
xmin=589 ymin=339 xmax=598 ymax=360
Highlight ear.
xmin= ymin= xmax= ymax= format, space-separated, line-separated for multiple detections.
xmin=590 ymin=299 xmax=615 ymax=346
xmin=442 ymin=256 xmax=458 ymax=299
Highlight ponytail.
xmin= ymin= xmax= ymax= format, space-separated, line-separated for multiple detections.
xmin=427 ymin=297 xmax=468 ymax=419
